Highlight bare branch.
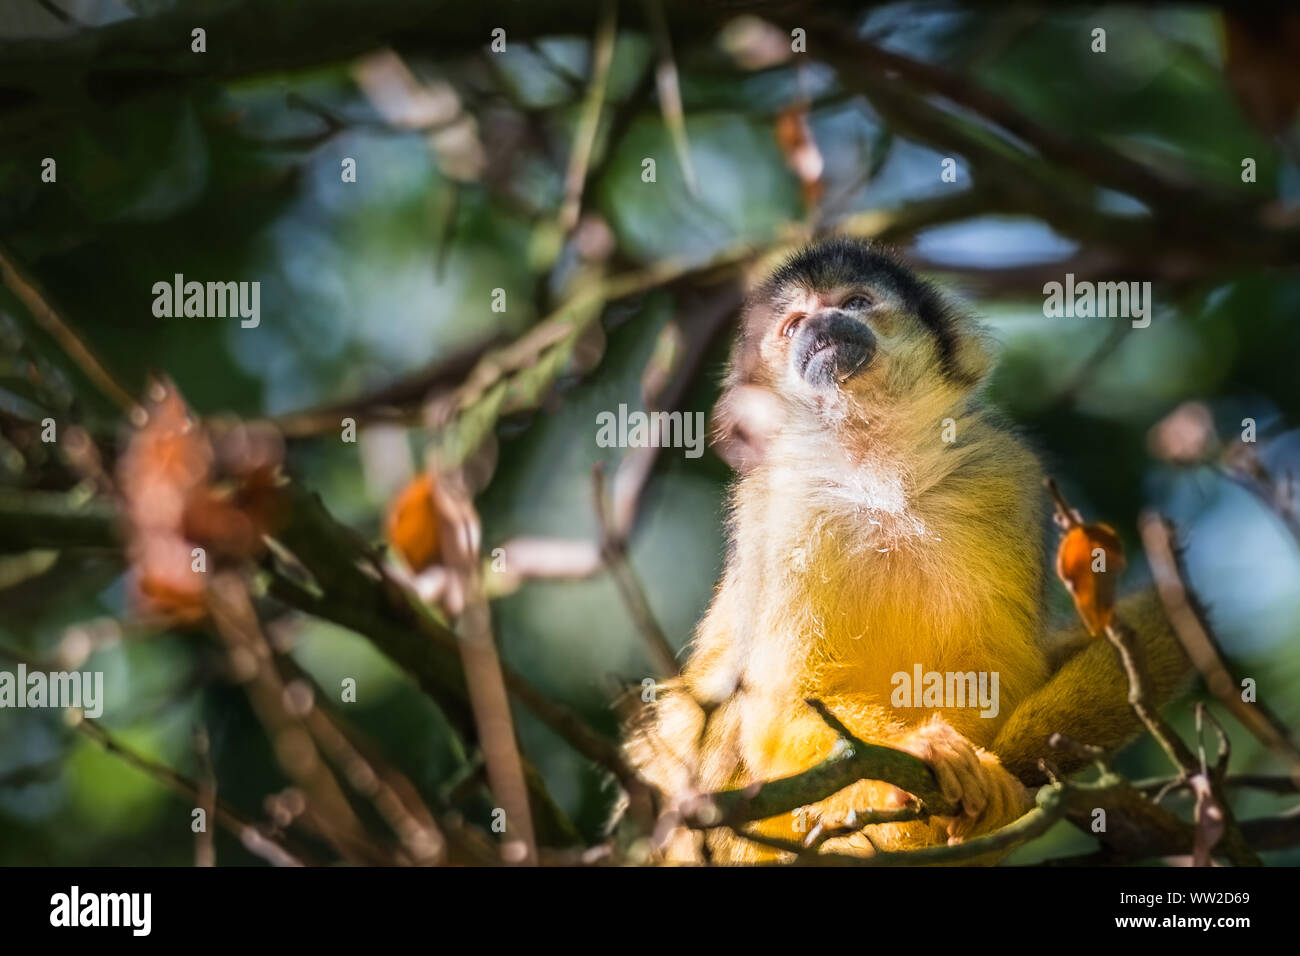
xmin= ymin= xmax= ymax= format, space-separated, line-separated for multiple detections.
xmin=0 ymin=243 xmax=136 ymax=412
xmin=690 ymin=699 xmax=957 ymax=832
xmin=559 ymin=1 xmax=618 ymax=232
xmin=592 ymin=462 xmax=680 ymax=677
xmin=1142 ymin=510 xmax=1300 ymax=783
xmin=435 ymin=471 xmax=538 ymax=865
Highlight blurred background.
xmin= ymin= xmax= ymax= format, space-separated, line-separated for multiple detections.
xmin=1 ymin=0 xmax=1298 ymax=865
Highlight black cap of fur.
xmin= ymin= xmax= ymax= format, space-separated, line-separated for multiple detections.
xmin=753 ymin=237 xmax=975 ymax=385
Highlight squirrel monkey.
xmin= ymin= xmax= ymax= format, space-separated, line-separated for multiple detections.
xmin=624 ymin=238 xmax=1190 ymax=862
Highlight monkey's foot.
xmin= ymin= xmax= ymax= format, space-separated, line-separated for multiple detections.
xmin=893 ymin=715 xmax=1032 ymax=844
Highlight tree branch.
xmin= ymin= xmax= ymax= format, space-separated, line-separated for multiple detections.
xmin=1140 ymin=510 xmax=1300 ymax=781
xmin=693 ymin=699 xmax=956 ymax=831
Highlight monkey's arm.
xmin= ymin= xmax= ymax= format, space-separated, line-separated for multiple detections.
xmin=622 ymin=584 xmax=745 ymax=804
xmin=992 ymin=591 xmax=1192 ymax=786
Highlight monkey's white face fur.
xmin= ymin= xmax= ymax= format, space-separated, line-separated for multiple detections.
xmin=715 ymin=240 xmax=994 ymax=517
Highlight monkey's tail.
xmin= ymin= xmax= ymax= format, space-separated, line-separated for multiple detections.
xmin=992 ymin=590 xmax=1193 ymax=785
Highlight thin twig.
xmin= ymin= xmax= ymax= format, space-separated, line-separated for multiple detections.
xmin=592 ymin=461 xmax=680 ymax=677
xmin=75 ymin=717 xmax=309 ymax=866
xmin=1136 ymin=773 xmax=1300 ymax=797
xmin=0 ymin=244 xmax=136 ymax=411
xmin=266 ymin=482 xmax=631 ymax=804
xmin=690 ymin=699 xmax=956 ymax=832
xmin=1102 ymin=619 xmax=1199 ymax=775
xmin=1045 ymin=478 xmax=1197 ymax=774
xmin=1046 ymin=480 xmax=1264 ymax=865
xmin=1193 ymin=701 xmax=1261 ymax=866
xmin=436 ymin=472 xmax=538 ymax=865
xmin=798 ymin=785 xmax=1070 ymax=867
xmin=1140 ymin=510 xmax=1300 ymax=781
xmin=193 ymin=725 xmax=217 ymax=867
xmin=802 ymin=804 xmax=924 ymax=848
xmin=559 ymin=1 xmax=617 ymax=232
xmin=206 ymin=571 xmax=388 ymax=864
xmin=485 ymin=285 xmax=740 ymax=597
xmin=271 ymin=653 xmax=446 ymax=864
xmin=644 ymin=0 xmax=698 ymax=196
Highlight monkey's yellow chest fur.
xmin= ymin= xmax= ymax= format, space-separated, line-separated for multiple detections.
xmin=638 ymin=425 xmax=1050 ymax=859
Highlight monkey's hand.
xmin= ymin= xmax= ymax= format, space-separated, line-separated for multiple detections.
xmin=893 ymin=715 xmax=1032 ymax=844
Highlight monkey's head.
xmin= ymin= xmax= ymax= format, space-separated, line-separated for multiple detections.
xmin=713 ymin=237 xmax=993 ymax=472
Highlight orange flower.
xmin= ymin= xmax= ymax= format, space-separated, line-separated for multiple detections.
xmin=117 ymin=379 xmax=284 ymax=625
xmin=1055 ymin=521 xmax=1126 ymax=636
xmin=385 ymin=473 xmax=441 ymax=572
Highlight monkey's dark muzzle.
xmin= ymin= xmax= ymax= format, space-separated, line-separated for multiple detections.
xmin=793 ymin=311 xmax=876 ymax=387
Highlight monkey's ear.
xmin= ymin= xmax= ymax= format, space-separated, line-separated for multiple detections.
xmin=710 ymin=384 xmax=783 ymax=474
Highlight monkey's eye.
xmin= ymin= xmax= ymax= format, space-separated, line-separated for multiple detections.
xmin=780 ymin=313 xmax=806 ymax=339
xmin=841 ymin=294 xmax=873 ymax=311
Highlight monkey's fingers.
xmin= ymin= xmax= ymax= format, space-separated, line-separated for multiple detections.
xmin=897 ymin=715 xmax=988 ymax=819
xmin=947 ymin=773 xmax=1000 ymax=844
xmin=899 ymin=731 xmax=960 ymax=806
xmin=946 ymin=754 xmax=1032 ymax=844
xmin=943 ymin=738 xmax=989 ymax=818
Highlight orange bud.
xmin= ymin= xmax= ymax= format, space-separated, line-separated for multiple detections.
xmin=1055 ymin=522 xmax=1126 ymax=636
xmin=386 ymin=473 xmax=440 ymax=571
xmin=118 ymin=379 xmax=285 ymax=626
